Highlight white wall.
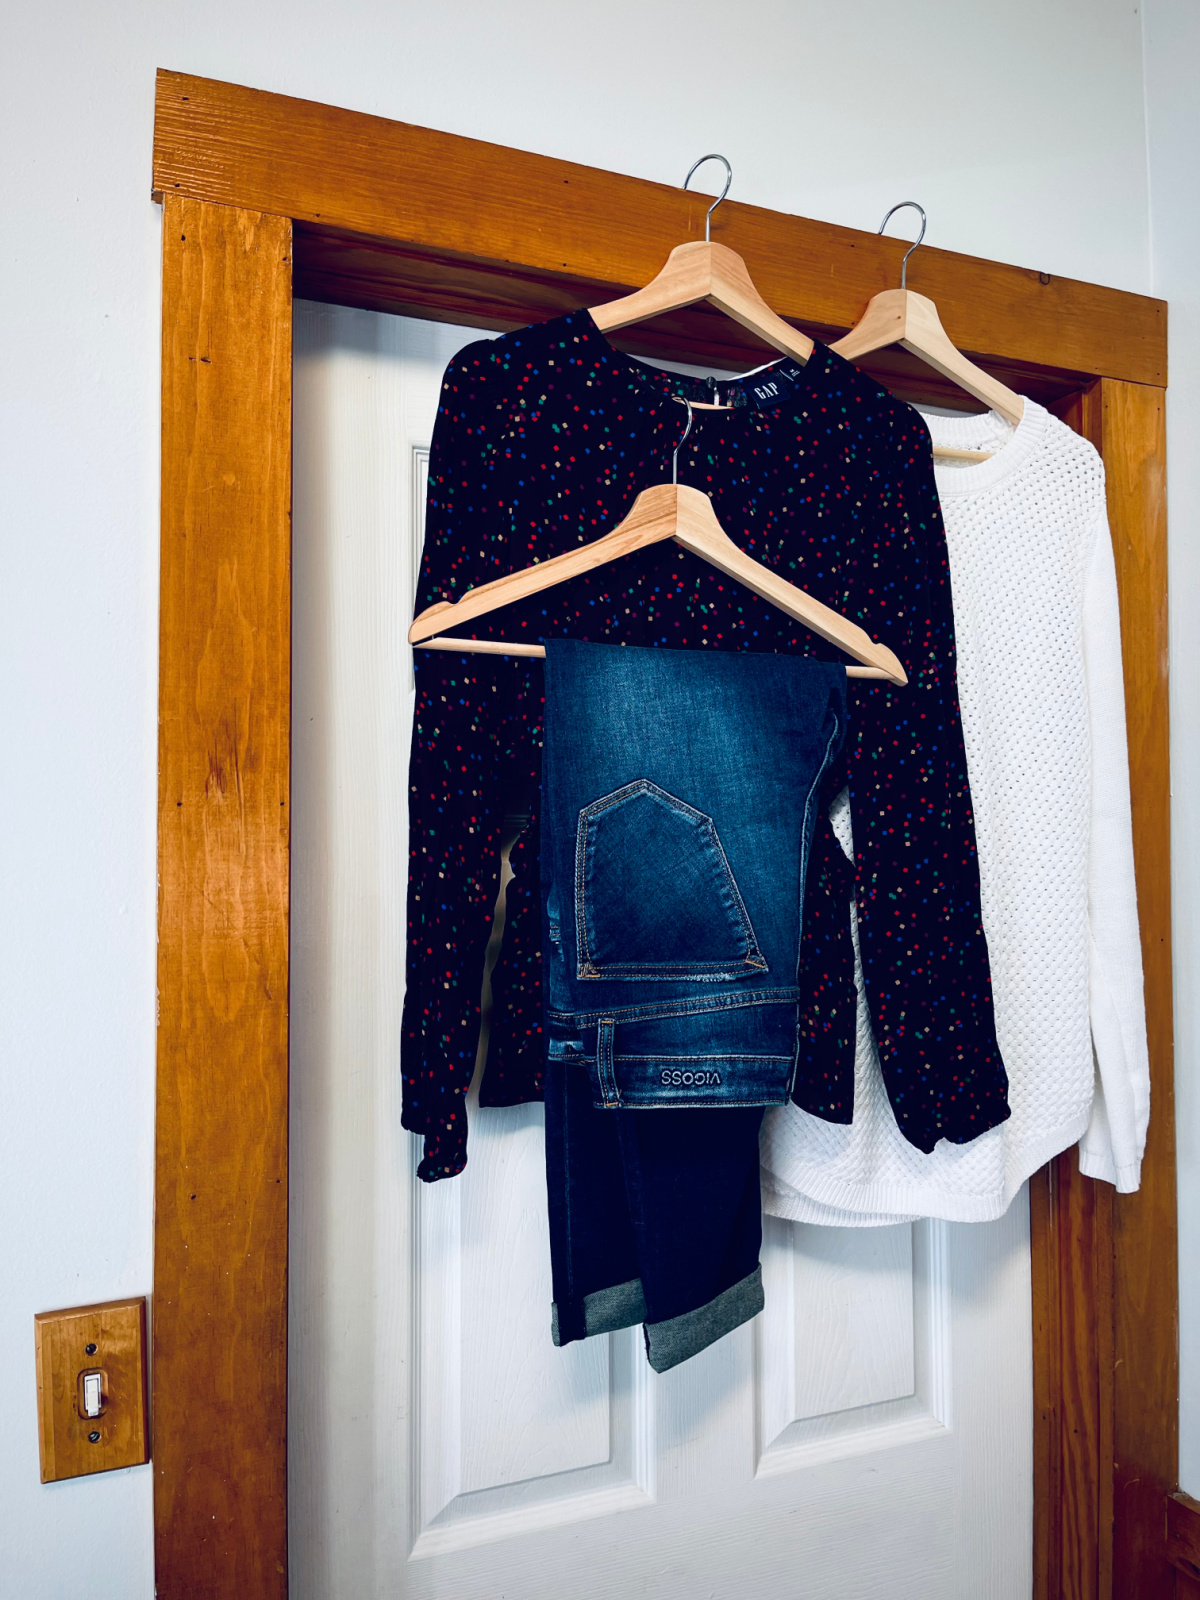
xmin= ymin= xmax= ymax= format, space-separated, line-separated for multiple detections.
xmin=0 ymin=1 xmax=1162 ymax=1592
xmin=1143 ymin=0 xmax=1200 ymax=1499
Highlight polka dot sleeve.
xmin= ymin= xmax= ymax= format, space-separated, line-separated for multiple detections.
xmin=400 ymin=345 xmax=522 ymax=1181
xmin=791 ymin=414 xmax=1010 ymax=1151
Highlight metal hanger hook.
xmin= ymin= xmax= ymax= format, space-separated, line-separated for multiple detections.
xmin=878 ymin=200 xmax=927 ymax=290
xmin=672 ymin=396 xmax=695 ymax=484
xmin=683 ymin=154 xmax=733 ymax=243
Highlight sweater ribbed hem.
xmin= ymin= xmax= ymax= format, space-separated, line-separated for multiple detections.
xmin=761 ymin=1107 xmax=1092 ymax=1225
xmin=1078 ymin=1146 xmax=1144 ymax=1194
xmin=760 ymin=1176 xmax=918 ymax=1228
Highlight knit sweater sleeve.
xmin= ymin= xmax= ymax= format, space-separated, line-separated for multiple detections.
xmin=401 ymin=340 xmax=518 ymax=1182
xmin=1077 ymin=506 xmax=1151 ymax=1191
xmin=842 ymin=417 xmax=1009 ymax=1152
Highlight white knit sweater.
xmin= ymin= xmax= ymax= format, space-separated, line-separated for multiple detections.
xmin=762 ymin=399 xmax=1150 ymax=1225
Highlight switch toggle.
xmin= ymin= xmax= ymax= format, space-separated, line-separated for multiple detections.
xmin=80 ymin=1370 xmax=103 ymax=1419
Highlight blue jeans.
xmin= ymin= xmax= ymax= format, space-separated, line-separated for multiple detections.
xmin=541 ymin=641 xmax=847 ymax=1369
xmin=546 ymin=1060 xmax=767 ymax=1372
xmin=542 ymin=640 xmax=847 ymax=1108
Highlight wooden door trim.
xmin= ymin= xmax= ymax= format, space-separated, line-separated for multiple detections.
xmin=156 ymin=195 xmax=293 ymax=1598
xmin=1098 ymin=378 xmax=1175 ymax=1597
xmin=151 ymin=70 xmax=1166 ymax=403
xmin=151 ymin=70 xmax=1177 ymax=1600
xmin=1169 ymin=1492 xmax=1200 ymax=1582
xmin=1033 ymin=378 xmax=1176 ymax=1600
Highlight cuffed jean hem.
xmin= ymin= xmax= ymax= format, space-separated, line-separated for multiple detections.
xmin=552 ymin=1276 xmax=647 ymax=1347
xmin=643 ymin=1264 xmax=765 ymax=1374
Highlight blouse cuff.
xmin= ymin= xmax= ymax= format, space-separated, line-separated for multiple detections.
xmin=416 ymin=1126 xmax=469 ymax=1183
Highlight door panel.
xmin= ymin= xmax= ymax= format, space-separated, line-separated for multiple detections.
xmin=766 ymin=1218 xmax=917 ymax=1426
xmin=758 ymin=1217 xmax=947 ymax=1473
xmin=415 ymin=1102 xmax=654 ymax=1557
xmin=290 ymin=301 xmax=1034 ymax=1600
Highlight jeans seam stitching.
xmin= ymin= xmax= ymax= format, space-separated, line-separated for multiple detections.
xmin=574 ymin=778 xmax=766 ymax=980
xmin=597 ymin=1017 xmax=620 ymax=1106
xmin=548 ymin=987 xmax=801 ymax=1027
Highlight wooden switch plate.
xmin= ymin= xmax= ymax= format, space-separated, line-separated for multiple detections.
xmin=34 ymin=1297 xmax=149 ymax=1483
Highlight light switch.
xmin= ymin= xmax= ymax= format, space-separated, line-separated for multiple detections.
xmin=81 ymin=1370 xmax=103 ymax=1419
xmin=34 ymin=1298 xmax=149 ymax=1483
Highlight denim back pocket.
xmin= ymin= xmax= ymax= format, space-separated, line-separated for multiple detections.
xmin=574 ymin=780 xmax=767 ymax=981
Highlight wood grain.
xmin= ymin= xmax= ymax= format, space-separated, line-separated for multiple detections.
xmin=1169 ymin=1493 xmax=1200 ymax=1582
xmin=1031 ymin=378 xmax=1175 ymax=1600
xmin=1029 ymin=1165 xmax=1059 ymax=1600
xmin=411 ymin=480 xmax=906 ymax=682
xmin=1029 ymin=1150 xmax=1114 ymax=1600
xmin=590 ymin=238 xmax=814 ymax=362
xmin=152 ymin=70 xmax=1166 ymax=389
xmin=34 ymin=1298 xmax=149 ymax=1482
xmin=1031 ymin=386 xmax=1108 ymax=1600
xmin=156 ymin=195 xmax=292 ymax=1599
xmin=1098 ymin=379 xmax=1177 ymax=1600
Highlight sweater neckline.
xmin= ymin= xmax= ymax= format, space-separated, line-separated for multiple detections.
xmin=920 ymin=398 xmax=1048 ymax=498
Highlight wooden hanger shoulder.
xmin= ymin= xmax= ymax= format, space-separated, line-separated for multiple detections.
xmin=590 ymin=241 xmax=814 ymax=365
xmin=408 ymin=484 xmax=680 ymax=644
xmin=670 ymin=486 xmax=906 ymax=684
xmin=589 ymin=241 xmax=711 ymax=330
xmin=832 ymin=288 xmax=1024 ymax=427
xmin=829 ymin=287 xmax=908 ymax=362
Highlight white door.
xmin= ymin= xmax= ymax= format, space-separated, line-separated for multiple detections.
xmin=289 ymin=302 xmax=1034 ymax=1600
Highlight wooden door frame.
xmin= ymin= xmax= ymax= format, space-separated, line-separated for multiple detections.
xmin=150 ymin=69 xmax=1177 ymax=1599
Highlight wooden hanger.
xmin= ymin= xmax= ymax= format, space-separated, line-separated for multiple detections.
xmin=410 ymin=405 xmax=907 ymax=685
xmin=589 ymin=155 xmax=814 ymax=374
xmin=832 ymin=203 xmax=1024 ymax=462
xmin=411 ymin=159 xmax=903 ymax=682
xmin=410 ymin=164 xmax=905 ymax=685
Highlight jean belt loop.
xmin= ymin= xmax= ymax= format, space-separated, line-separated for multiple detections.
xmin=596 ymin=1018 xmax=620 ymax=1108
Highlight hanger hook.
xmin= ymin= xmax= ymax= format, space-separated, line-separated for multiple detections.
xmin=672 ymin=397 xmax=695 ymax=484
xmin=878 ymin=200 xmax=927 ymax=290
xmin=683 ymin=154 xmax=733 ymax=243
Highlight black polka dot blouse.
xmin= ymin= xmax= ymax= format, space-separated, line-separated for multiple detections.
xmin=402 ymin=309 xmax=1009 ymax=1182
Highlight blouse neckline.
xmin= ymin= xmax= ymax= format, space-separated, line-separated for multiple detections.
xmin=566 ymin=307 xmax=836 ymax=423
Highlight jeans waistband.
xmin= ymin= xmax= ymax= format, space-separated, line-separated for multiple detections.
xmin=547 ymin=995 xmax=800 ymax=1109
